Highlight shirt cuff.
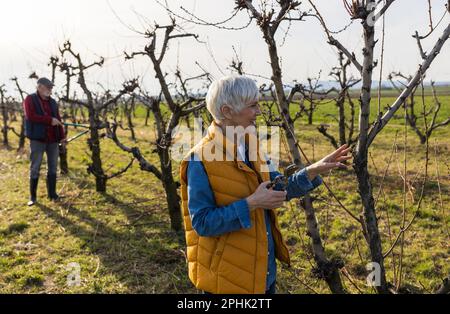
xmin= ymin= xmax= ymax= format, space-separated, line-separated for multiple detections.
xmin=297 ymin=168 xmax=323 ymax=191
xmin=233 ymin=199 xmax=252 ymax=229
xmin=307 ymin=168 xmax=323 ymax=189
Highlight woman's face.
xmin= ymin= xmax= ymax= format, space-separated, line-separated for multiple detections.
xmin=223 ymin=99 xmax=261 ymax=128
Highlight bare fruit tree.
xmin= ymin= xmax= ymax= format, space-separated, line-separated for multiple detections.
xmin=60 ymin=40 xmax=138 ymax=192
xmin=0 ymin=84 xmax=10 ymax=147
xmin=317 ymin=52 xmax=360 ymax=149
xmin=119 ymin=17 xmax=208 ymax=231
xmin=309 ymin=0 xmax=450 ymax=293
xmin=388 ymin=73 xmax=450 ymax=144
xmin=232 ymin=0 xmax=348 ymax=293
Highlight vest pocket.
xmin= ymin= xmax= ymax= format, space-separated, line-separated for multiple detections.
xmin=210 ymin=234 xmax=229 ymax=273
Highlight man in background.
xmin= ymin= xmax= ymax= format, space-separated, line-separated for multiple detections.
xmin=23 ymin=77 xmax=66 ymax=206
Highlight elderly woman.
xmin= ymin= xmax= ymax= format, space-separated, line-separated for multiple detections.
xmin=179 ymin=75 xmax=351 ymax=294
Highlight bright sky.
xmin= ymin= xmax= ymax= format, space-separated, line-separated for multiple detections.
xmin=0 ymin=0 xmax=449 ymax=97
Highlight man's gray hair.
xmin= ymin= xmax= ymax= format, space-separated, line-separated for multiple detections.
xmin=205 ymin=75 xmax=259 ymax=121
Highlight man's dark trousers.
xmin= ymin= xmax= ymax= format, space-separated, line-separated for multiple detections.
xmin=29 ymin=140 xmax=59 ymax=201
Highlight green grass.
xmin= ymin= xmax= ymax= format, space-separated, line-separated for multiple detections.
xmin=288 ymin=95 xmax=450 ymax=127
xmin=0 ymin=95 xmax=448 ymax=293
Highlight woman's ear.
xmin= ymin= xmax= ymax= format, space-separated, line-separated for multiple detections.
xmin=221 ymin=105 xmax=233 ymax=120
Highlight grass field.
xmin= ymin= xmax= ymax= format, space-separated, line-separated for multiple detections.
xmin=0 ymin=95 xmax=448 ymax=293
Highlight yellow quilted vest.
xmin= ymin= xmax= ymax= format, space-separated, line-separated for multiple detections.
xmin=180 ymin=121 xmax=290 ymax=294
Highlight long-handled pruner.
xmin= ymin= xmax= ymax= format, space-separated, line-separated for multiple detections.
xmin=59 ymin=129 xmax=89 ymax=147
xmin=59 ymin=121 xmax=108 ymax=147
xmin=63 ymin=122 xmax=90 ymax=129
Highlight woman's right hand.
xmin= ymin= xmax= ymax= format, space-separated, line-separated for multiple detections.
xmin=246 ymin=181 xmax=287 ymax=211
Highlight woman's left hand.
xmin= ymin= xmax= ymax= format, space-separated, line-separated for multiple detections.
xmin=306 ymin=144 xmax=352 ymax=180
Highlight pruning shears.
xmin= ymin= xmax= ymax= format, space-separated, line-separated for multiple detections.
xmin=265 ymin=164 xmax=299 ymax=191
xmin=62 ymin=122 xmax=90 ymax=129
xmin=266 ymin=175 xmax=288 ymax=191
xmin=59 ymin=122 xmax=90 ymax=147
xmin=64 ymin=130 xmax=90 ymax=144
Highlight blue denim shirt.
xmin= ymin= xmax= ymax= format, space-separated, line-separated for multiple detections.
xmin=186 ymin=152 xmax=323 ymax=290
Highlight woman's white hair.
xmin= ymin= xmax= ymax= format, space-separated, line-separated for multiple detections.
xmin=205 ymin=75 xmax=259 ymax=121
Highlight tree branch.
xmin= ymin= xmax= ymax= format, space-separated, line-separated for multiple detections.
xmin=106 ymin=123 xmax=163 ymax=180
xmin=367 ymin=22 xmax=450 ymax=146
